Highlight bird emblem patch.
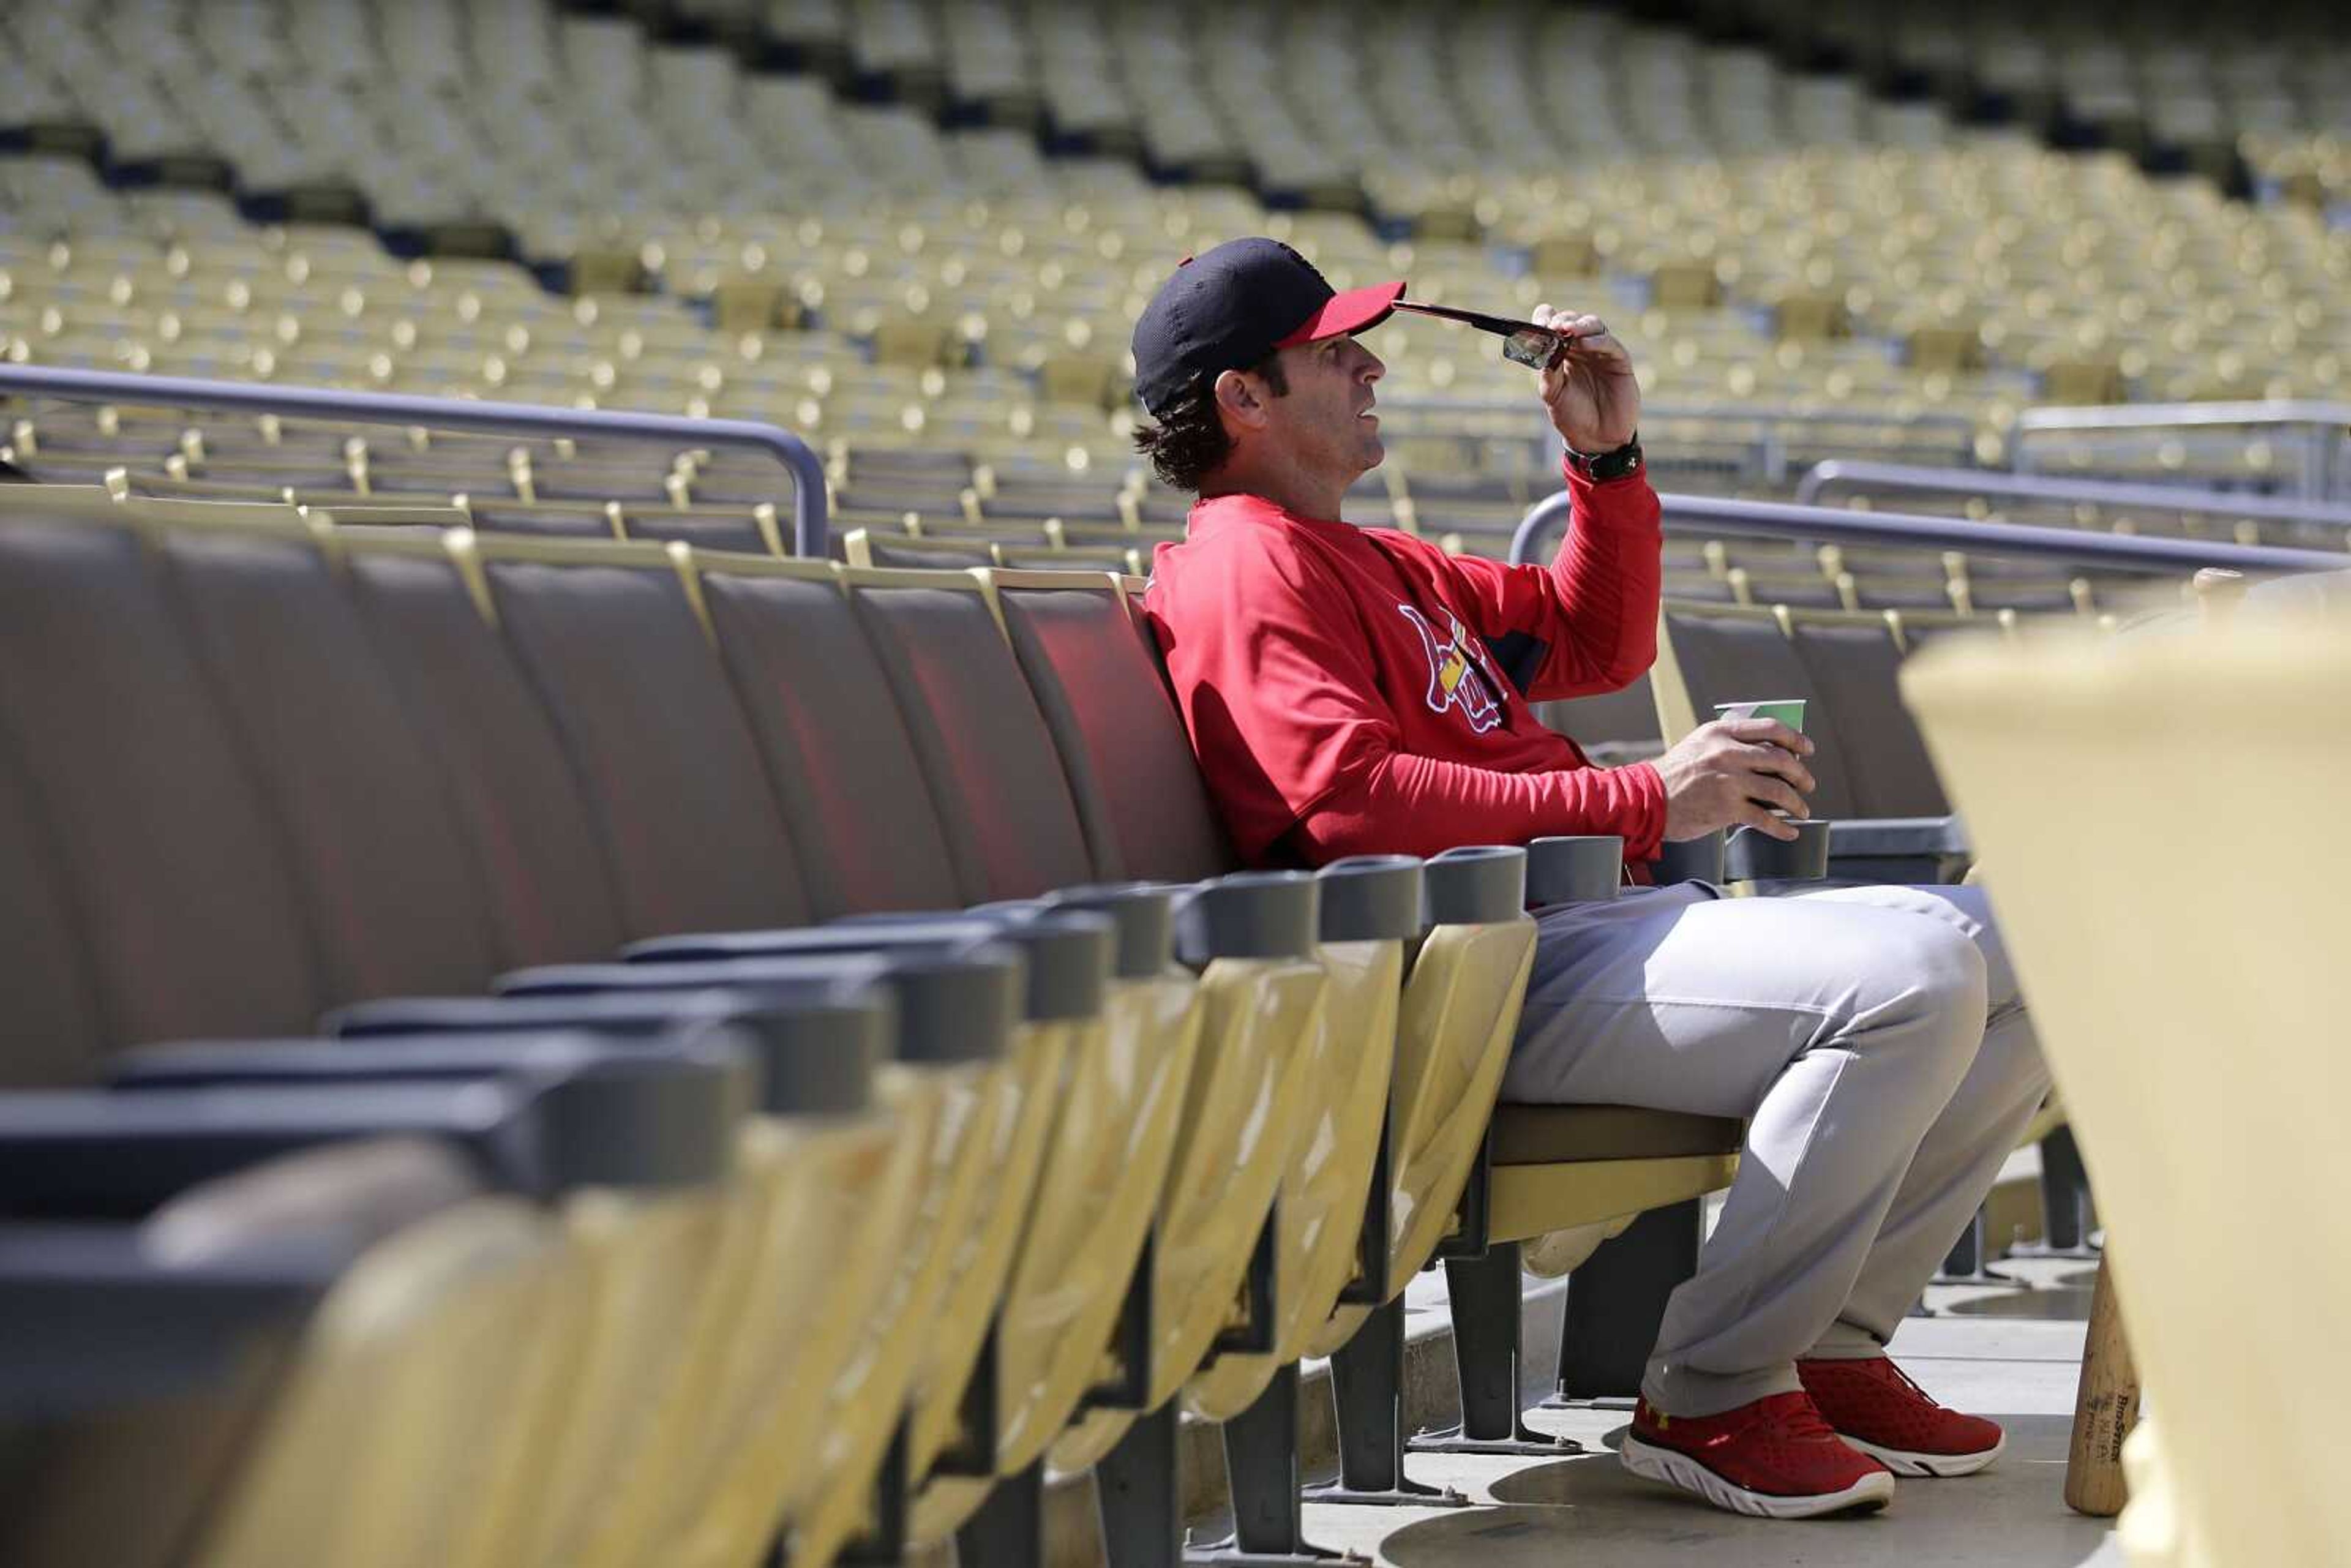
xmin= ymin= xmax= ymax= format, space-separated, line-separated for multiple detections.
xmin=1398 ymin=604 xmax=1504 ymax=733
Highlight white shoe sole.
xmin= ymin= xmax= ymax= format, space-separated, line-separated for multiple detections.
xmin=1845 ymin=1430 xmax=2005 ymax=1478
xmin=1620 ymin=1435 xmax=1895 ymax=1519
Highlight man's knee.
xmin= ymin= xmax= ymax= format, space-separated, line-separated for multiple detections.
xmin=1850 ymin=918 xmax=1990 ymax=1078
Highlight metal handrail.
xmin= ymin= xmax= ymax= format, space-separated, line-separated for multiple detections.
xmin=1793 ymin=460 xmax=2351 ymax=533
xmin=1508 ymin=489 xmax=2351 ymax=577
xmin=2014 ymin=400 xmax=2351 ymax=433
xmin=2011 ymin=400 xmax=2351 ymax=501
xmin=0 ymin=364 xmax=831 ymax=557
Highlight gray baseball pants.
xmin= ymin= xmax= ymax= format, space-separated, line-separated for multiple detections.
xmin=1500 ymin=880 xmax=2050 ymax=1418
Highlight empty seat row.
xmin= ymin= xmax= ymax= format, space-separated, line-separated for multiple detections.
xmin=0 ymin=478 xmax=1743 ymax=1566
xmin=1650 ymin=596 xmax=1974 ymax=882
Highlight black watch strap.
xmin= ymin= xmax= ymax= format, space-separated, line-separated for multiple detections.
xmin=1565 ymin=432 xmax=1643 ymax=482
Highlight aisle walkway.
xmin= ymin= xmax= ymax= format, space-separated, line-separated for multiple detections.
xmin=1295 ymin=1256 xmax=2115 ymax=1568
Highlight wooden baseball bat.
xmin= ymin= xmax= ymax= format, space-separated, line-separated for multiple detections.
xmin=2064 ymin=1251 xmax=2138 ymax=1517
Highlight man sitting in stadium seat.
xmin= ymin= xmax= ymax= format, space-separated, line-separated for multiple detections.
xmin=1134 ymin=238 xmax=2050 ymax=1521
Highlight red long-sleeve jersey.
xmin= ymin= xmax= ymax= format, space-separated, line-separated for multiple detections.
xmin=1143 ymin=463 xmax=1668 ymax=868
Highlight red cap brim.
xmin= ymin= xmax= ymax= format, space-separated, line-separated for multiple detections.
xmin=1275 ymin=279 xmax=1406 ymax=348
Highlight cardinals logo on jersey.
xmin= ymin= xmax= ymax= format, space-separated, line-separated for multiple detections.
xmin=1398 ymin=604 xmax=1504 ymax=733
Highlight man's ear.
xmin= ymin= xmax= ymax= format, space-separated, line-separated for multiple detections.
xmin=1213 ymin=367 xmax=1272 ymax=434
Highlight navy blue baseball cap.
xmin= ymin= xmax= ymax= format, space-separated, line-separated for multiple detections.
xmin=1131 ymin=238 xmax=1404 ymax=418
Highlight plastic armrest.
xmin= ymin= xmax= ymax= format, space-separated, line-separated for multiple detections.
xmin=1420 ymin=846 xmax=1528 ymax=927
xmin=1823 ymin=815 xmax=1970 ymax=859
xmin=1171 ymin=871 xmax=1319 ymax=964
xmin=497 ymin=945 xmax=1024 ymax=1067
xmin=615 ymin=913 xmax=1114 ymax=1025
xmin=1317 ymin=855 xmax=1425 ymax=942
xmin=0 ymin=1223 xmax=341 ymax=1414
xmin=92 ymin=1032 xmax=749 ymax=1194
xmin=321 ymin=988 xmax=887 ymax=1117
xmin=0 ymin=1082 xmax=555 ymax=1214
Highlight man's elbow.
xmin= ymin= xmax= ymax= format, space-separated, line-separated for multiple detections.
xmin=1288 ymin=801 xmax=1393 ymax=865
xmin=1600 ymin=627 xmax=1658 ymax=690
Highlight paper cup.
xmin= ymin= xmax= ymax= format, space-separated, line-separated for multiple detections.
xmin=1715 ymin=699 xmax=1807 ymax=732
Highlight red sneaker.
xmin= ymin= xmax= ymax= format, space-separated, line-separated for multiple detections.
xmin=1798 ymin=1355 xmax=2006 ymax=1477
xmin=1619 ymin=1392 xmax=1894 ymax=1519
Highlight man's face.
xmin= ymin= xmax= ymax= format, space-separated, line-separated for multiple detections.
xmin=1258 ymin=331 xmax=1387 ymax=483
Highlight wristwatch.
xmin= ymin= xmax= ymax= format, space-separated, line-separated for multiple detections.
xmin=1564 ymin=432 xmax=1643 ymax=482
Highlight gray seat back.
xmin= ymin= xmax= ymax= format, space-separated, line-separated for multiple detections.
xmin=160 ymin=531 xmax=500 ymax=1005
xmin=699 ymin=565 xmax=966 ymax=917
xmin=483 ymin=555 xmax=810 ymax=940
xmin=994 ymin=580 xmax=1234 ymax=882
xmin=1662 ymin=604 xmax=1858 ymax=819
xmin=1531 ymin=671 xmax=1662 ymax=760
xmin=345 ymin=548 xmax=628 ymax=968
xmin=845 ymin=576 xmax=1097 ymax=901
xmin=0 ymin=520 xmax=322 ymax=1046
xmin=1786 ymin=617 xmax=1951 ymax=817
xmin=620 ymin=511 xmax=774 ymax=555
xmin=0 ymin=730 xmax=103 ymax=1084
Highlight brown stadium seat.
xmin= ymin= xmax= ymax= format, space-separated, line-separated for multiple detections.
xmin=0 ymin=500 xmax=325 ymax=1045
xmin=0 ymin=731 xmax=104 ymax=1085
xmin=1655 ymin=600 xmax=1858 ymax=816
xmin=843 ymin=527 xmax=996 ymax=570
xmin=157 ymin=517 xmax=502 ymax=1005
xmin=340 ymin=531 xmax=630 ymax=970
xmin=1783 ymin=612 xmax=1951 ymax=818
xmin=991 ymin=572 xmax=1234 ymax=882
xmin=695 ymin=555 xmax=967 ymax=917
xmin=842 ymin=567 xmax=1098 ymax=900
xmin=456 ymin=504 xmax=620 ymax=540
xmin=473 ymin=536 xmax=811 ymax=939
xmin=613 ymin=506 xmax=781 ymax=556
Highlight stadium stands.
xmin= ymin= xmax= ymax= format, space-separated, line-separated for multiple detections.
xmin=0 ymin=476 xmax=1757 ymax=1564
xmin=3 ymin=0 xmax=2347 ymax=518
xmin=4 ymin=0 xmax=2349 ymax=1561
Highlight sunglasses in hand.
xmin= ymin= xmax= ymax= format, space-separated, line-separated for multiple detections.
xmin=1392 ymin=299 xmax=1593 ymax=369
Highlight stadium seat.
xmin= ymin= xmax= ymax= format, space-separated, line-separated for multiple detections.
xmin=493 ymin=930 xmax=1065 ymax=1565
xmin=323 ymin=980 xmax=924 ymax=1568
xmin=0 ymin=1138 xmax=546 ymax=1568
xmin=107 ymin=1032 xmax=751 ymax=1568
xmin=610 ymin=907 xmax=1178 ymax=1550
xmin=991 ymin=574 xmax=1542 ymax=1355
xmin=4 ymin=1027 xmax=748 ymax=1568
xmin=467 ymin=532 xmax=810 ymax=940
xmin=1180 ymin=853 xmax=1418 ymax=1424
xmin=1650 ymin=597 xmax=1972 ymax=882
xmin=1531 ymin=672 xmax=1667 ymax=765
xmin=842 ymin=526 xmax=996 ymax=570
xmin=1903 ymin=605 xmax=2351 ymax=1568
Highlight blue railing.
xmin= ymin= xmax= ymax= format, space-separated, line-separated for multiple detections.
xmin=0 ymin=365 xmax=832 ymax=558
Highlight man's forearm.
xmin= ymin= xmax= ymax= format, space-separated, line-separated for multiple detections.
xmin=1537 ymin=467 xmax=1665 ymax=696
xmin=1289 ymin=746 xmax=1667 ymax=865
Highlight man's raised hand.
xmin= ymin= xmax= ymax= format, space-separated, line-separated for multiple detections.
xmin=1651 ymin=717 xmax=1817 ymax=844
xmin=1532 ymin=301 xmax=1640 ymax=453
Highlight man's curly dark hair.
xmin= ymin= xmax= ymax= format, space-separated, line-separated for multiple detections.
xmin=1133 ymin=353 xmax=1288 ymax=492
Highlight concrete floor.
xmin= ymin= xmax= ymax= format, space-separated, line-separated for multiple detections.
xmin=1283 ymin=1256 xmax=2118 ymax=1568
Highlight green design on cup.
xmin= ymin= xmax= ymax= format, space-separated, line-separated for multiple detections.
xmin=1715 ymin=699 xmax=1807 ymax=733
